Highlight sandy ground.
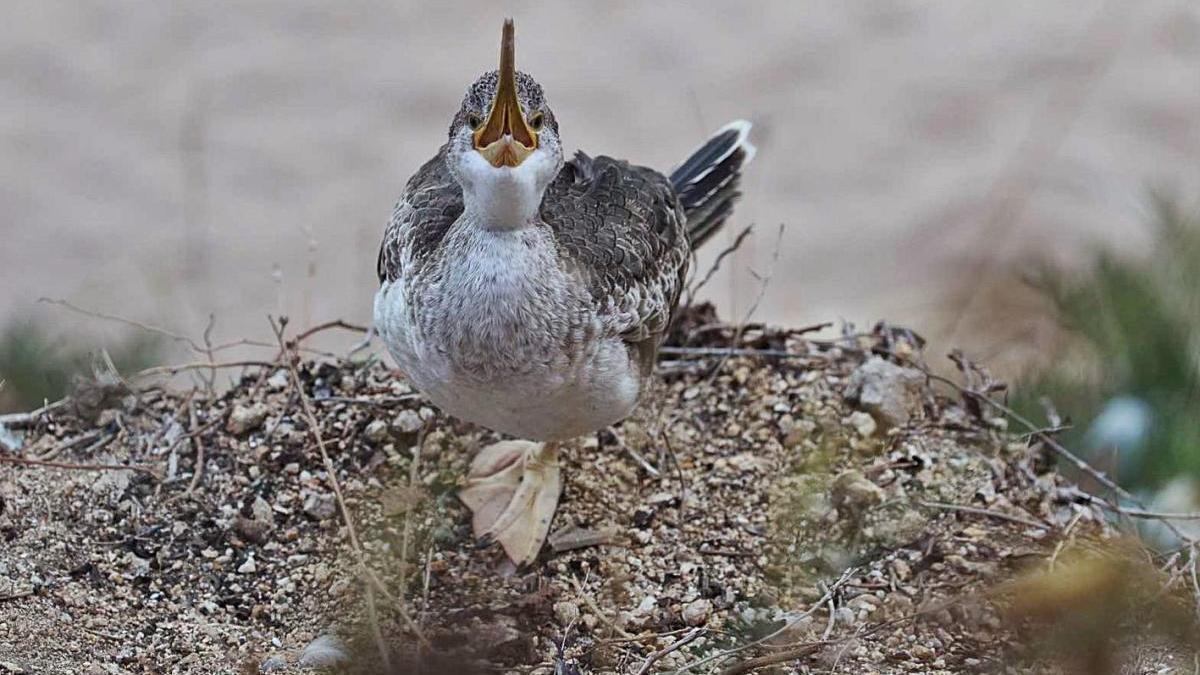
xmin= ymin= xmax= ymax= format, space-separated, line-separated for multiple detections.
xmin=7 ymin=317 xmax=1174 ymax=674
xmin=2 ymin=1 xmax=1198 ymax=367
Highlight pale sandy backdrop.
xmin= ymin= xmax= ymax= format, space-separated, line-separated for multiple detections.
xmin=3 ymin=1 xmax=1198 ymax=369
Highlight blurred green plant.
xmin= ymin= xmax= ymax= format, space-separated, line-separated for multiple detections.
xmin=1016 ymin=195 xmax=1200 ymax=489
xmin=0 ymin=320 xmax=162 ymax=413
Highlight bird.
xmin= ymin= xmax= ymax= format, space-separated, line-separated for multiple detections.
xmin=373 ymin=19 xmax=755 ymax=566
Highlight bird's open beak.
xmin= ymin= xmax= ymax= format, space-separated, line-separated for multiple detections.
xmin=473 ymin=19 xmax=538 ymax=168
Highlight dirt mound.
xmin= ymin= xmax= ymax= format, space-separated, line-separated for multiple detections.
xmin=0 ymin=312 xmax=1191 ymax=673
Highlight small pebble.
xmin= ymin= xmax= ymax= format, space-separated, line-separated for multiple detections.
xmin=553 ymin=601 xmax=580 ymax=625
xmin=682 ymin=598 xmax=712 ymax=626
xmin=303 ymin=493 xmax=337 ymax=520
xmin=911 ymin=644 xmax=935 ymax=661
xmin=848 ymin=411 xmax=877 ymax=438
xmin=393 ymin=409 xmax=423 ymax=433
xmin=227 ymin=403 xmax=269 ymax=435
xmin=364 ymin=419 xmax=389 ymax=442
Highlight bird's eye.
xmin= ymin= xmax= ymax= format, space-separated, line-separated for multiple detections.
xmin=467 ymin=114 xmax=483 ymax=129
xmin=528 ymin=112 xmax=544 ymax=131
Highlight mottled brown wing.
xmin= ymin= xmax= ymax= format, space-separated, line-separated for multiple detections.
xmin=377 ymin=147 xmax=464 ymax=284
xmin=540 ymin=152 xmax=690 ymax=371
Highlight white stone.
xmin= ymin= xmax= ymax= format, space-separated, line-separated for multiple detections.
xmin=848 ymin=411 xmax=877 ymax=438
xmin=682 ymin=598 xmax=712 ymax=626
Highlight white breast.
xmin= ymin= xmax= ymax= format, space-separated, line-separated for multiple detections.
xmin=373 ymin=220 xmax=642 ymax=441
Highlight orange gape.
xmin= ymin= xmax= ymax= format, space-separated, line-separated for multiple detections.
xmin=473 ymin=20 xmax=538 ymax=167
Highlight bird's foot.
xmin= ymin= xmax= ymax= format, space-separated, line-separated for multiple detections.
xmin=458 ymin=440 xmax=561 ymax=566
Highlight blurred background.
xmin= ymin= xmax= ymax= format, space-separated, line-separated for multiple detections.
xmin=2 ymin=2 xmax=1198 ymax=506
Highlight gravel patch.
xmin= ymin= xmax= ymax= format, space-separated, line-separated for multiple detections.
xmin=0 ymin=310 xmax=1187 ymax=673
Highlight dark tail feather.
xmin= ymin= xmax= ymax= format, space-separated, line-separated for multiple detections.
xmin=669 ymin=120 xmax=756 ymax=250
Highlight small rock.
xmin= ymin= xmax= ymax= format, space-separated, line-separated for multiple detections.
xmin=392 ymin=409 xmax=423 ymax=434
xmin=870 ymin=508 xmax=928 ymax=548
xmin=632 ymin=508 xmax=655 ymax=529
xmin=831 ymin=470 xmax=885 ymax=515
xmin=846 ymin=357 xmax=924 ymax=429
xmin=635 ymin=595 xmax=657 ymax=614
xmin=771 ymin=613 xmax=814 ymax=643
xmin=848 ymin=411 xmax=877 ymax=438
xmin=259 ymin=655 xmax=287 ymax=672
xmin=783 ymin=419 xmax=817 ymax=448
xmin=0 ymin=661 xmax=26 ymax=674
xmin=90 ymin=469 xmax=133 ymax=498
xmin=911 ymin=644 xmax=935 ymax=661
xmin=266 ymin=369 xmax=290 ymax=391
xmin=363 ymin=419 xmax=389 ymax=442
xmin=303 ymin=493 xmax=337 ymax=520
xmin=728 ymin=452 xmax=769 ymax=472
xmin=237 ymin=555 xmax=257 ymax=574
xmin=0 ymin=423 xmax=22 ymax=452
xmin=227 ymin=403 xmax=269 ymax=435
xmin=553 ymin=601 xmax=580 ymax=625
xmin=300 ymin=635 xmax=348 ymax=668
xmin=235 ymin=497 xmax=276 ymax=542
xmin=682 ymin=598 xmax=712 ymax=626
xmin=847 ymin=594 xmax=878 ymax=612
xmin=125 ymin=553 xmax=151 ymax=579
xmin=477 ymin=616 xmax=523 ymax=652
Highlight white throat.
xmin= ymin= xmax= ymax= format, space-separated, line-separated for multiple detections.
xmin=458 ymin=146 xmax=558 ymax=230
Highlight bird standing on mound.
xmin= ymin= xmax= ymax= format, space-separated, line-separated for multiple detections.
xmin=374 ymin=19 xmax=755 ymax=566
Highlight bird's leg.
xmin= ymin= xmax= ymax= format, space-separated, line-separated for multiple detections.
xmin=458 ymin=440 xmax=562 ymax=566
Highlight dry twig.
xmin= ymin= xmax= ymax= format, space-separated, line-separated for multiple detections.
xmin=0 ymin=454 xmax=160 ymax=479
xmin=39 ymin=297 xmax=207 ymax=353
xmin=134 ymin=360 xmax=277 ymax=379
xmin=920 ymin=500 xmax=1050 ymax=530
xmin=1069 ymin=492 xmax=1200 ymax=522
xmin=291 ymin=319 xmax=369 ymax=344
xmin=0 ymin=399 xmax=67 ymax=428
xmin=674 ymin=567 xmax=856 ymax=673
xmin=32 ymin=429 xmax=103 ymax=461
xmin=896 ymin=349 xmax=1197 ymax=546
xmin=634 ymin=627 xmax=704 ymax=675
xmin=659 ymin=346 xmax=803 ymax=359
xmin=0 ymin=589 xmax=35 ymax=603
xmin=184 ymin=406 xmax=215 ymax=495
xmin=685 ymin=224 xmax=752 ymax=306
xmin=708 ymin=224 xmax=785 ymax=381
xmin=717 ymin=641 xmax=828 ymax=675
xmin=269 ymin=316 xmax=430 ymax=652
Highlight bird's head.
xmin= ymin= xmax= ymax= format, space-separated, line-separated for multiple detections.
xmin=445 ymin=19 xmax=564 ymax=229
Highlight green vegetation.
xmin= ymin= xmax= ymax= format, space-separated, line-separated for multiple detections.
xmin=0 ymin=320 xmax=162 ymax=413
xmin=1016 ymin=196 xmax=1200 ymax=489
